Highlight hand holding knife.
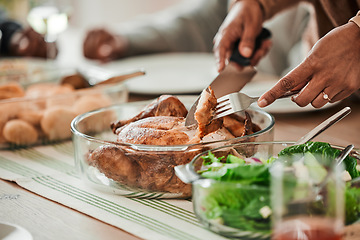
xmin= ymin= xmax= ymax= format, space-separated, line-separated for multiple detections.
xmin=184 ymin=28 xmax=272 ymax=126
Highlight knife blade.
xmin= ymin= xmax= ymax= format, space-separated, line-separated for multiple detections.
xmin=185 ymin=28 xmax=271 ymax=126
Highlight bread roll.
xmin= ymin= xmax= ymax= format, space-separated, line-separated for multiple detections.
xmin=40 ymin=106 xmax=77 ymax=141
xmin=3 ymin=119 xmax=38 ymax=145
xmin=0 ymin=82 xmax=25 ymax=100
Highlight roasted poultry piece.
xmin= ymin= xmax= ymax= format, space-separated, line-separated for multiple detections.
xmin=87 ymin=87 xmax=260 ymax=197
xmin=110 ymin=94 xmax=188 ymax=131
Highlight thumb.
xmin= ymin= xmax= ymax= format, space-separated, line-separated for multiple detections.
xmin=17 ymin=37 xmax=30 ymax=54
xmin=98 ymin=44 xmax=112 ymax=57
xmin=239 ymin=26 xmax=257 ymax=58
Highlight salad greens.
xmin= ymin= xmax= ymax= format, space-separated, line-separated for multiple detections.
xmin=197 ymin=152 xmax=273 ymax=234
xmin=197 ymin=141 xmax=360 ymax=233
xmin=196 ymin=183 xmax=270 ymax=232
xmin=345 ymin=180 xmax=360 ymax=225
xmin=279 ymin=141 xmax=359 ymax=178
xmin=200 ymin=157 xmax=270 ymax=186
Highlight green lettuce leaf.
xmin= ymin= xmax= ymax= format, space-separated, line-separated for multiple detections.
xmin=279 ymin=142 xmax=359 ymax=179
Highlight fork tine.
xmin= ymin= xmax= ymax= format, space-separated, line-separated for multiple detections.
xmin=217 ymin=94 xmax=234 ymax=103
xmin=216 ymin=106 xmax=232 ymax=114
xmin=214 ymin=108 xmax=235 ymax=119
xmin=214 ymin=90 xmax=298 ymax=120
xmin=216 ymin=100 xmax=230 ymax=110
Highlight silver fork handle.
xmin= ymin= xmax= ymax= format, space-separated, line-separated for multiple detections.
xmin=278 ymin=90 xmax=300 ymax=99
xmin=249 ymin=96 xmax=260 ymax=103
xmin=249 ymin=90 xmax=299 ymax=103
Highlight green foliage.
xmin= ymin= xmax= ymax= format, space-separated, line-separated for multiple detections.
xmin=278 ymin=142 xmax=359 ymax=178
xmin=198 ymin=142 xmax=360 ymax=229
xmin=345 ymin=182 xmax=360 ymax=225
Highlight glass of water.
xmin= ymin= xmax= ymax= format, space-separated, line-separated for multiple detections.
xmin=270 ymin=153 xmax=345 ymax=240
xmin=27 ymin=0 xmax=72 ymax=58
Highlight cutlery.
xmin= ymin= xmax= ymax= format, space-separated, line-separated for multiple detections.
xmin=350 ymin=176 xmax=360 ymax=187
xmin=176 ymin=105 xmax=352 ymax=184
xmin=309 ymin=144 xmax=354 ymax=199
xmin=184 ymin=28 xmax=271 ymax=126
xmin=214 ymin=90 xmax=299 ymax=119
xmin=61 ymin=66 xmax=145 ymax=89
xmin=295 ymin=107 xmax=351 ymax=145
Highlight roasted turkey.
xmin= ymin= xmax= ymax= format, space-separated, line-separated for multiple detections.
xmin=87 ymin=87 xmax=260 ymax=197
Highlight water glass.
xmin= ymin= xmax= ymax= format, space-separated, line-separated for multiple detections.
xmin=270 ymin=154 xmax=345 ymax=240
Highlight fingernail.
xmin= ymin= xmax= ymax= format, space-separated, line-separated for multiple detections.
xmin=258 ymin=98 xmax=268 ymax=108
xmin=99 ymin=44 xmax=111 ymax=57
xmin=242 ymin=47 xmax=252 ymax=57
xmin=216 ymin=60 xmax=225 ymax=72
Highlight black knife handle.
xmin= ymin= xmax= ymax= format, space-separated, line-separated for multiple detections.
xmin=229 ymin=27 xmax=271 ymax=66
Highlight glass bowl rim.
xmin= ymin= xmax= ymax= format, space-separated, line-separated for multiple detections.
xmin=0 ymin=82 xmax=126 ymax=105
xmin=70 ymin=100 xmax=275 ymax=150
xmin=193 ymin=177 xmax=271 ymax=191
xmin=185 ymin=141 xmax=360 ymax=185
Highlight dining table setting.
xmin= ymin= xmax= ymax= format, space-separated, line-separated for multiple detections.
xmin=0 ymin=51 xmax=359 ymax=240
xmin=0 ymin=20 xmax=360 ymax=240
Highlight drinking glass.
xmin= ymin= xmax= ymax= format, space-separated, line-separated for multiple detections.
xmin=27 ymin=0 xmax=72 ymax=58
xmin=270 ymin=153 xmax=345 ymax=240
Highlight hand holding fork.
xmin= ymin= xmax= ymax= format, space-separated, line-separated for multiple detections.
xmin=214 ymin=90 xmax=300 ymax=119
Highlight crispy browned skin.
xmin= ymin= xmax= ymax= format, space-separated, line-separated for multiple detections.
xmin=117 ymin=116 xmax=190 ymax=145
xmin=111 ymin=95 xmax=188 ymax=133
xmin=128 ymin=148 xmax=195 ymax=196
xmin=88 ymin=145 xmax=140 ymax=186
xmin=88 ymin=94 xmax=261 ymax=197
xmin=88 ymin=144 xmax=195 ymax=196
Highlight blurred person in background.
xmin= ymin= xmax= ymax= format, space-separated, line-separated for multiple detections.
xmin=83 ymin=0 xmax=228 ymax=62
xmin=82 ymin=0 xmax=310 ymax=77
xmin=213 ymin=0 xmax=360 ymax=108
xmin=0 ymin=8 xmax=57 ymax=58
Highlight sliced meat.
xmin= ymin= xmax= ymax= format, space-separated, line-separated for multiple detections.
xmin=223 ymin=112 xmax=255 ymax=137
xmin=194 ymin=87 xmax=218 ymax=138
xmin=200 ymin=127 xmax=235 ymax=143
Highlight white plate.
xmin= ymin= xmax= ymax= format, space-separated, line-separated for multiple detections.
xmin=0 ymin=222 xmax=33 ymax=240
xmin=102 ymin=53 xmax=218 ymax=94
xmin=103 ymin=53 xmax=337 ymax=112
xmin=242 ymin=75 xmax=338 ymax=114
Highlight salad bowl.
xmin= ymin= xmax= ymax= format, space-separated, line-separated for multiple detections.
xmin=175 ymin=141 xmax=360 ymax=239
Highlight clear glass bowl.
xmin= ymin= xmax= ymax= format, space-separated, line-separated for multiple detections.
xmin=176 ymin=141 xmax=360 ymax=239
xmin=71 ymin=96 xmax=275 ymax=198
xmin=0 ymin=83 xmax=128 ymax=149
xmin=0 ymin=58 xmax=61 ymax=86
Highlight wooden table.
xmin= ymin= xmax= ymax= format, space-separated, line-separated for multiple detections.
xmin=0 ymin=94 xmax=359 ymax=240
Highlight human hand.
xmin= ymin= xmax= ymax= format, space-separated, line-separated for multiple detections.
xmin=83 ymin=28 xmax=128 ymax=62
xmin=213 ymin=0 xmax=272 ymax=72
xmin=9 ymin=27 xmax=58 ymax=59
xmin=258 ymin=22 xmax=360 ymax=108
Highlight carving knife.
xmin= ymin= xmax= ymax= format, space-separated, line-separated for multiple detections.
xmin=185 ymin=28 xmax=271 ymax=126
